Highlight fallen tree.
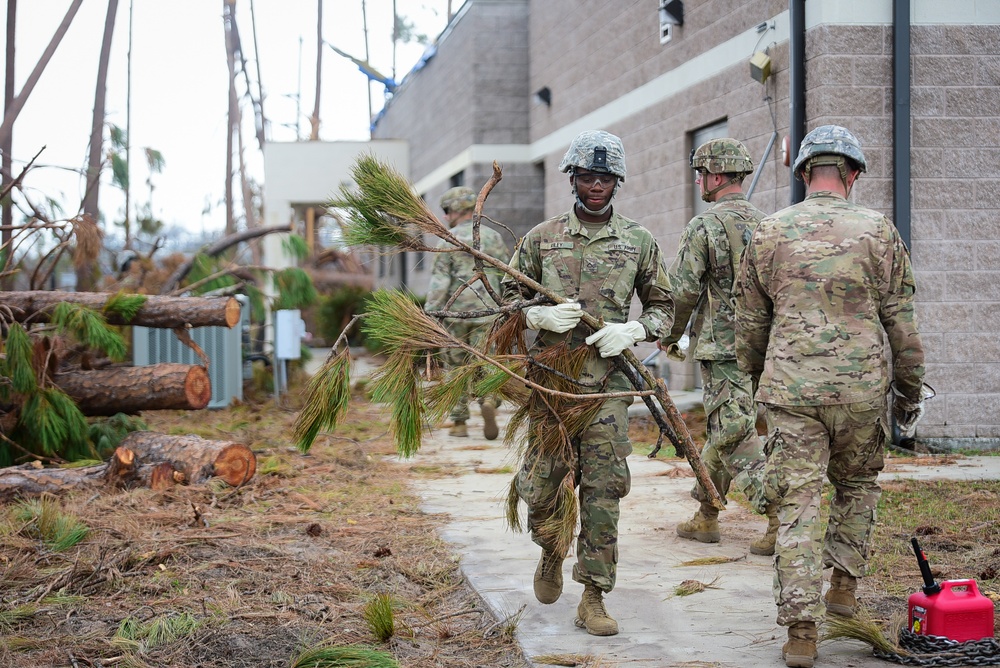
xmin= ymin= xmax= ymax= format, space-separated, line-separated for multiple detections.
xmin=0 ymin=446 xmax=184 ymax=501
xmin=0 ymin=291 xmax=241 ymax=328
xmin=54 ymin=364 xmax=212 ymax=416
xmin=119 ymin=432 xmax=256 ymax=488
xmin=0 ymin=431 xmax=256 ymax=500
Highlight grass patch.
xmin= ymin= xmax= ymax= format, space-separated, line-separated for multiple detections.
xmin=290 ymin=644 xmax=401 ymax=668
xmin=13 ymin=496 xmax=89 ymax=551
xmin=361 ymin=593 xmax=396 ymax=642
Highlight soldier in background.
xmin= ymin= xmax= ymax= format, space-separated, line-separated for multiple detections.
xmin=503 ymin=130 xmax=673 ymax=636
xmin=425 ymin=186 xmax=509 ymax=439
xmin=658 ymin=138 xmax=777 ymax=555
xmin=736 ymin=125 xmax=928 ymax=668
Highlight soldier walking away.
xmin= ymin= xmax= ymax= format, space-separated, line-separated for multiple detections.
xmin=658 ymin=138 xmax=777 ymax=555
xmin=503 ymin=130 xmax=674 ymax=636
xmin=736 ymin=125 xmax=929 ymax=668
xmin=425 ymin=186 xmax=509 ymax=439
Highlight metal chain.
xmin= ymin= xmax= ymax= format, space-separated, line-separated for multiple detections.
xmin=873 ymin=630 xmax=1000 ymax=666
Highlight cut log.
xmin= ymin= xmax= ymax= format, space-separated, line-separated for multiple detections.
xmin=119 ymin=431 xmax=256 ymax=487
xmin=0 ymin=291 xmax=240 ymax=328
xmin=54 ymin=364 xmax=212 ymax=416
xmin=0 ymin=448 xmax=184 ymax=501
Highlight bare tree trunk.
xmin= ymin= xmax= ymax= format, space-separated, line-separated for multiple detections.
xmin=224 ymin=0 xmax=237 ymax=236
xmin=0 ymin=0 xmax=83 ymax=147
xmin=2 ymin=0 xmax=16 ymax=287
xmin=80 ymin=0 xmax=120 ymax=292
xmin=123 ymin=0 xmax=134 ymax=249
xmin=309 ymin=0 xmax=322 ymax=140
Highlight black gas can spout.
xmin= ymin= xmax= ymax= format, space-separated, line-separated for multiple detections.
xmin=912 ymin=537 xmax=942 ymax=596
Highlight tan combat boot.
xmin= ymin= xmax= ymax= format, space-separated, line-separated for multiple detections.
xmin=448 ymin=421 xmax=468 ymax=437
xmin=676 ymin=502 xmax=721 ymax=543
xmin=824 ymin=567 xmax=858 ymax=617
xmin=533 ymin=549 xmax=564 ymax=604
xmin=575 ymin=585 xmax=619 ymax=636
xmin=749 ymin=503 xmax=779 ymax=556
xmin=481 ymin=399 xmax=499 ymax=441
xmin=782 ymin=620 xmax=818 ymax=668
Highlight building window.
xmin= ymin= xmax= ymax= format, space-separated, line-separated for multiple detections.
xmin=450 ymin=171 xmax=464 ymax=187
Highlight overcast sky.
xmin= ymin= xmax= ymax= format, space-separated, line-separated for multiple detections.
xmin=3 ymin=1 xmax=452 ymax=244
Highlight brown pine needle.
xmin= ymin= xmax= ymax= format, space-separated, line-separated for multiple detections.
xmin=504 ymin=477 xmax=523 ymax=533
xmin=672 ymin=577 xmax=722 ymax=597
xmin=676 ymin=555 xmax=745 ymax=567
xmin=822 ymin=606 xmax=908 ymax=657
xmin=535 ymin=474 xmax=578 ymax=557
xmin=532 ymin=654 xmax=593 ymax=667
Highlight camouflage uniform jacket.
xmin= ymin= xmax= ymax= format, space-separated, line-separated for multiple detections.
xmin=425 ymin=220 xmax=509 ymax=325
xmin=662 ymin=193 xmax=764 ymax=360
xmin=503 ymin=209 xmax=674 ymax=392
xmin=736 ymin=191 xmax=925 ymax=406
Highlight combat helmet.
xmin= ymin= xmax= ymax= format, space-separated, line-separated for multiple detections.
xmin=690 ymin=138 xmax=755 ymax=176
xmin=559 ymin=130 xmax=627 ymax=183
xmin=793 ymin=124 xmax=867 ymax=182
xmin=439 ymin=186 xmax=477 ymax=214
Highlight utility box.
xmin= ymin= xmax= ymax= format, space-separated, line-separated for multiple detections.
xmin=274 ymin=309 xmax=306 ymax=360
xmin=133 ymin=296 xmax=248 ymax=409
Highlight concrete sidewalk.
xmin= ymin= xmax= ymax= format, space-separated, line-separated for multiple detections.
xmin=396 ymin=399 xmax=1000 ymax=668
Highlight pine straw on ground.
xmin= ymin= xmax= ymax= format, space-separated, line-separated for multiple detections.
xmin=0 ymin=391 xmax=528 ymax=668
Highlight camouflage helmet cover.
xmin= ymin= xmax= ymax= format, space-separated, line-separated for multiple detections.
xmin=439 ymin=186 xmax=477 ymax=213
xmin=792 ymin=124 xmax=868 ymax=176
xmin=559 ymin=130 xmax=627 ymax=182
xmin=690 ymin=138 xmax=755 ymax=175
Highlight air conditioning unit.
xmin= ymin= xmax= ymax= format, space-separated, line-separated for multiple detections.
xmin=133 ymin=295 xmax=248 ymax=409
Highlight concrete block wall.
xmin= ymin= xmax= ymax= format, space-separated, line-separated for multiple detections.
xmin=907 ymin=24 xmax=1000 ymax=442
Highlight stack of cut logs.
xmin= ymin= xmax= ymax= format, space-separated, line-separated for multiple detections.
xmin=0 ymin=291 xmax=257 ymax=500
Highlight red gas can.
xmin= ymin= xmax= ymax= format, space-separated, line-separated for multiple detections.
xmin=908 ymin=579 xmax=995 ymax=642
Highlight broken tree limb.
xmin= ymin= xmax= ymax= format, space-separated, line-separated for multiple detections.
xmin=0 ymin=291 xmax=241 ymax=328
xmin=159 ymin=223 xmax=293 ymax=294
xmin=54 ymin=364 xmax=212 ymax=416
xmin=118 ymin=432 xmax=256 ymax=488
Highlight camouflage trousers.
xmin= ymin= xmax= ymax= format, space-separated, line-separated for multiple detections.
xmin=442 ymin=319 xmax=496 ymax=423
xmin=515 ymin=397 xmax=632 ymax=593
xmin=762 ymin=399 xmax=887 ymax=626
xmin=689 ymin=360 xmax=767 ymax=512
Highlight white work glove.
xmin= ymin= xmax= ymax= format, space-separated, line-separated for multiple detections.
xmin=664 ymin=334 xmax=690 ymax=362
xmin=891 ymin=382 xmax=936 ymax=437
xmin=585 ymin=321 xmax=647 ymax=358
xmin=524 ymin=302 xmax=583 ymax=333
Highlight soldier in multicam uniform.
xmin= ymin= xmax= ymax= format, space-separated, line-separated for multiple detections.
xmin=503 ymin=130 xmax=673 ymax=636
xmin=658 ymin=138 xmax=778 ymax=556
xmin=425 ymin=186 xmax=509 ymax=439
xmin=735 ymin=125 xmax=928 ymax=668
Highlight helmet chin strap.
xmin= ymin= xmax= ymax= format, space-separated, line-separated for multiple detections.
xmin=700 ymin=174 xmax=740 ymax=203
xmin=571 ymin=177 xmax=619 ymax=217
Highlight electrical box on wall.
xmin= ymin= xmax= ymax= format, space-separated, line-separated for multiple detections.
xmin=274 ymin=309 xmax=306 ymax=360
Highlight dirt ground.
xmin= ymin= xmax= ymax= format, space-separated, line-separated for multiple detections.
xmin=0 ymin=389 xmax=530 ymax=668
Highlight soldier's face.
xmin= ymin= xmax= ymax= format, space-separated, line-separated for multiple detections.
xmin=572 ymin=169 xmax=617 ymax=210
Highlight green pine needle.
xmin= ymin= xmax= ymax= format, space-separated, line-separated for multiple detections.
xmin=51 ymin=302 xmax=127 ymax=362
xmin=281 ymin=234 xmax=311 ymax=261
xmin=290 ymin=644 xmax=401 ymax=668
xmin=361 ymin=290 xmax=451 ymax=353
xmin=103 ymin=292 xmax=148 ymax=323
xmin=424 ymin=364 xmax=480 ymax=424
xmin=332 ymin=154 xmax=445 ymax=250
xmin=361 ymin=593 xmax=396 ymax=642
xmin=294 ymin=348 xmax=352 ymax=453
xmin=368 ymin=350 xmax=426 ymax=458
xmin=273 ymin=267 xmax=318 ymax=310
xmin=15 ymin=496 xmax=89 ymax=552
xmin=2 ymin=322 xmax=36 ymax=394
